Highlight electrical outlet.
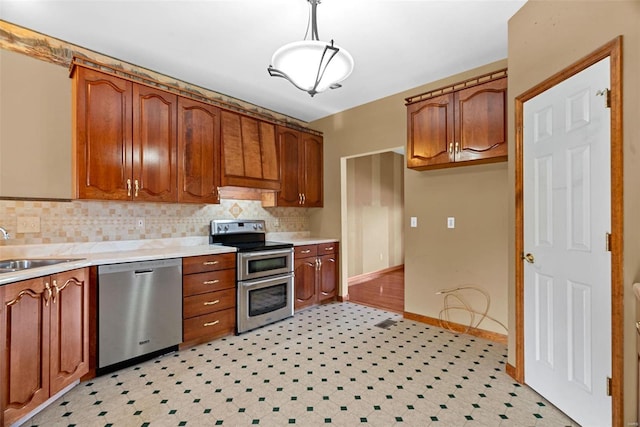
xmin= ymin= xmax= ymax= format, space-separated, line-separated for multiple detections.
xmin=410 ymin=217 xmax=418 ymax=228
xmin=136 ymin=218 xmax=145 ymax=229
xmin=17 ymin=216 xmax=40 ymax=233
xmin=447 ymin=217 xmax=455 ymax=229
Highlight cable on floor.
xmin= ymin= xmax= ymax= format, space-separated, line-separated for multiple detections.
xmin=436 ymin=286 xmax=508 ymax=334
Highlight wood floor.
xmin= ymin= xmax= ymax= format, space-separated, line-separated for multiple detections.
xmin=347 ymin=265 xmax=404 ymax=313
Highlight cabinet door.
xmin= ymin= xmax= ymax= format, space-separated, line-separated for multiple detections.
xmin=301 ymin=133 xmax=323 ymax=207
xmin=177 ymin=97 xmax=221 ymax=204
xmin=294 ymin=256 xmax=317 ymax=311
xmin=49 ymin=269 xmax=89 ymax=395
xmin=406 ymin=93 xmax=454 ymax=169
xmin=133 ymin=84 xmax=178 ymax=202
xmin=455 ymin=78 xmax=507 ymax=162
xmin=1 ymin=277 xmax=50 ymax=425
xmin=221 ymin=111 xmax=280 ymax=190
xmin=318 ymin=254 xmax=337 ymax=301
xmin=277 ymin=127 xmax=303 ymax=206
xmin=75 ymin=67 xmax=133 ymax=200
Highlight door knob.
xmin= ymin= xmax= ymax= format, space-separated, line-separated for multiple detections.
xmin=523 ymin=253 xmax=535 ymax=264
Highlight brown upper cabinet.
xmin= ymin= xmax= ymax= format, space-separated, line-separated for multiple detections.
xmin=73 ymin=66 xmax=178 ymax=201
xmin=406 ymin=74 xmax=507 ymax=170
xmin=267 ymin=127 xmax=323 ymax=207
xmin=220 ymin=110 xmax=280 ymax=190
xmin=177 ymin=97 xmax=221 ymax=204
xmin=72 ymin=62 xmax=324 ymax=203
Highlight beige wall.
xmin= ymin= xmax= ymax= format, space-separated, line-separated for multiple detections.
xmin=311 ymin=59 xmax=510 ymax=334
xmin=507 ymin=1 xmax=640 ymax=423
xmin=346 ymin=152 xmax=404 ymax=277
xmin=0 ymin=49 xmax=72 ymax=198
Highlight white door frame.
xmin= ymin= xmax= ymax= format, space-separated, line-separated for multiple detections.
xmin=513 ymin=37 xmax=623 ymax=426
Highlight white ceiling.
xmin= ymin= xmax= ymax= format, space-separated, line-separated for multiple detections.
xmin=0 ymin=0 xmax=525 ymax=122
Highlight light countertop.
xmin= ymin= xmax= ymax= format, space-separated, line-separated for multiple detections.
xmin=0 ymin=234 xmax=338 ymax=285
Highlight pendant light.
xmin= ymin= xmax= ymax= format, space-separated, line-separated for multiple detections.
xmin=267 ymin=0 xmax=354 ymax=97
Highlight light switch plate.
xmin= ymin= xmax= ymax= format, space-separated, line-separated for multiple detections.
xmin=447 ymin=217 xmax=455 ymax=229
xmin=410 ymin=217 xmax=418 ymax=228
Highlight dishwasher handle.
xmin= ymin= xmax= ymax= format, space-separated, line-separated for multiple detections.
xmin=134 ymin=269 xmax=155 ymax=275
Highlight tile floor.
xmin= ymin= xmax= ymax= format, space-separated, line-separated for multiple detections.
xmin=24 ymin=302 xmax=576 ymax=426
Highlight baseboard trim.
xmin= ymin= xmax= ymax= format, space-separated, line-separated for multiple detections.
xmin=403 ymin=311 xmax=507 ymax=345
xmin=348 ymin=265 xmax=404 ymax=286
xmin=505 ymin=363 xmax=519 ymax=381
xmin=337 ymin=294 xmax=349 ymax=302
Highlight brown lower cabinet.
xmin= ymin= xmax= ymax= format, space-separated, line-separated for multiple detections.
xmin=182 ymin=253 xmax=236 ymax=346
xmin=294 ymin=242 xmax=338 ymax=311
xmin=0 ymin=268 xmax=89 ymax=426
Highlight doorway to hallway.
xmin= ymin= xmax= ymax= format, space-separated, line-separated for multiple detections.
xmin=342 ymin=149 xmax=405 ymax=313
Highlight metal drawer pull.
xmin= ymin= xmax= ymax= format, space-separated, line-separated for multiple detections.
xmin=300 ymin=250 xmax=311 ymax=254
xmin=203 ymin=261 xmax=219 ymax=266
xmin=203 ymin=300 xmax=220 ymax=306
xmin=203 ymin=280 xmax=220 ymax=285
xmin=325 ymin=247 xmax=334 ymax=251
xmin=203 ymin=320 xmax=220 ymax=327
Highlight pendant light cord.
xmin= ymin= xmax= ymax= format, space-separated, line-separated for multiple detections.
xmin=304 ymin=0 xmax=320 ymax=41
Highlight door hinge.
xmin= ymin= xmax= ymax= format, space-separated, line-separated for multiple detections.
xmin=606 ymin=377 xmax=612 ymax=396
xmin=596 ymin=88 xmax=611 ymax=108
xmin=605 ymin=233 xmax=612 ymax=252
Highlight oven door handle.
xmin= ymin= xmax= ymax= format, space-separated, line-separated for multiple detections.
xmin=239 ymin=248 xmax=293 ymax=259
xmin=238 ymin=273 xmax=294 ymax=288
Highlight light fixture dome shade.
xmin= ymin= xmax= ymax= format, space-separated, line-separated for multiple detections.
xmin=270 ymin=40 xmax=354 ymax=93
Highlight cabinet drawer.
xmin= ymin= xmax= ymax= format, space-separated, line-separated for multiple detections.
xmin=183 ymin=308 xmax=235 ymax=343
xmin=318 ymin=242 xmax=337 ymax=255
xmin=183 ymin=288 xmax=235 ymax=319
xmin=295 ymin=245 xmax=317 ymax=258
xmin=183 ymin=269 xmax=235 ymax=296
xmin=183 ymin=253 xmax=235 ymax=275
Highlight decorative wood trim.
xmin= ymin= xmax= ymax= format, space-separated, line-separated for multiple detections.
xmin=405 ymin=68 xmax=508 ymax=105
xmin=514 ymin=36 xmax=623 ymax=426
xmin=219 ymin=187 xmax=264 ymax=201
xmin=347 ymin=265 xmax=404 ymax=286
xmin=0 ymin=20 xmax=320 ymax=135
xmin=403 ymin=311 xmax=507 ymax=345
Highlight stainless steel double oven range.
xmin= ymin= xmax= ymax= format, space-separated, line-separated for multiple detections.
xmin=210 ymin=219 xmax=294 ymax=334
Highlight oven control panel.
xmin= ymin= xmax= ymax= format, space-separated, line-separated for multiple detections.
xmin=211 ymin=219 xmax=265 ymax=235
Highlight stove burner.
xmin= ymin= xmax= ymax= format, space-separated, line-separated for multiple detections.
xmin=209 ymin=219 xmax=293 ymax=252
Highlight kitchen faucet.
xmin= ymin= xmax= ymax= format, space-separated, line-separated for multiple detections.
xmin=0 ymin=227 xmax=10 ymax=240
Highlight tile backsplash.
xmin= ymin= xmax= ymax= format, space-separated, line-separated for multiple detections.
xmin=0 ymin=199 xmax=309 ymax=245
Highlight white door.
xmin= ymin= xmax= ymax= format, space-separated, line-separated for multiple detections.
xmin=523 ymin=57 xmax=611 ymax=427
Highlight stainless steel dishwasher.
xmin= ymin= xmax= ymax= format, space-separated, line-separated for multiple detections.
xmin=98 ymin=258 xmax=182 ymax=373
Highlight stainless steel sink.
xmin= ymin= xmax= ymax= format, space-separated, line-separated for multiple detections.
xmin=0 ymin=258 xmax=84 ymax=273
